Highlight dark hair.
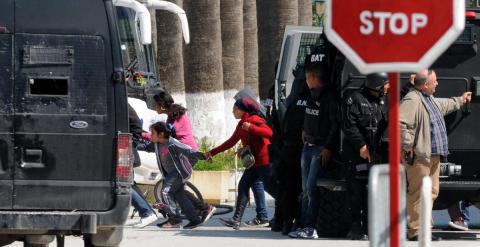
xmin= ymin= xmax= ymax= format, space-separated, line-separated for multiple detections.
xmin=305 ymin=64 xmax=328 ymax=83
xmin=153 ymin=91 xmax=187 ymax=121
xmin=150 ymin=121 xmax=172 ymax=139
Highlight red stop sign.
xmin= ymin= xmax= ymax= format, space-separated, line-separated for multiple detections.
xmin=325 ymin=0 xmax=465 ymax=73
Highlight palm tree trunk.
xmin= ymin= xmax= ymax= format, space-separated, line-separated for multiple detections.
xmin=183 ymin=0 xmax=226 ymax=143
xmin=256 ymin=0 xmax=277 ymax=99
xmin=298 ymin=0 xmax=312 ymax=26
xmin=221 ymin=0 xmax=245 ymax=135
xmin=275 ymin=0 xmax=298 ymax=56
xmin=243 ymin=0 xmax=259 ymax=96
xmin=155 ymin=0 xmax=187 ymax=106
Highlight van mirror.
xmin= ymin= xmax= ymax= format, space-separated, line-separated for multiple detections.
xmin=141 ymin=0 xmax=190 ymax=44
xmin=113 ymin=0 xmax=152 ymax=45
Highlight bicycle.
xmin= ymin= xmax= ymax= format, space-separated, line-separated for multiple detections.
xmin=130 ymin=179 xmax=233 ymax=219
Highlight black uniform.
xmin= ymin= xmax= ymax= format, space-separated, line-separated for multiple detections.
xmin=277 ymin=90 xmax=310 ymax=233
xmin=303 ymin=86 xmax=340 ymax=150
xmin=341 ymin=88 xmax=387 ymax=233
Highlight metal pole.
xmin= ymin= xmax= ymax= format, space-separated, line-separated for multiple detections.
xmin=388 ymin=72 xmax=400 ymax=247
xmin=419 ymin=176 xmax=432 ymax=247
xmin=234 ymin=146 xmax=238 ymax=203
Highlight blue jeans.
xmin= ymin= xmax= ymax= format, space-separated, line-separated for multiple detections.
xmin=448 ymin=201 xmax=471 ymax=223
xmin=300 ymin=144 xmax=326 ymax=228
xmin=131 ymin=185 xmax=154 ymax=218
xmin=252 ymin=181 xmax=268 ymax=220
xmin=235 ymin=165 xmax=274 ymax=222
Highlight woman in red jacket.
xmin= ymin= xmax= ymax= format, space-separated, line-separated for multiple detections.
xmin=207 ymin=97 xmax=273 ymax=230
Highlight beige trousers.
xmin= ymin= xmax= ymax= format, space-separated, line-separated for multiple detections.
xmin=404 ymin=155 xmax=440 ymax=238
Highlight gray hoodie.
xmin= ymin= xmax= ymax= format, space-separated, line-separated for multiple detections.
xmin=142 ymin=137 xmax=205 ymax=182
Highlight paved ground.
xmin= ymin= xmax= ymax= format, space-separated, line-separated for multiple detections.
xmin=6 ymin=205 xmax=480 ymax=247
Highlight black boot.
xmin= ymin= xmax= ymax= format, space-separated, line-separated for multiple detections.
xmin=347 ymin=222 xmax=368 ymax=240
xmin=220 ymin=197 xmax=247 ymax=230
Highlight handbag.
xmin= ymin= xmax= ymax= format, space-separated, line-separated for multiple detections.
xmin=239 ymin=146 xmax=256 ymax=169
xmin=239 ymin=131 xmax=256 ymax=169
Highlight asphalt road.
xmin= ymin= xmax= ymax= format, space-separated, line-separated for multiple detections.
xmin=6 ymin=205 xmax=480 ymax=247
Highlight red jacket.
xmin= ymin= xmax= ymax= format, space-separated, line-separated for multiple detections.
xmin=210 ymin=113 xmax=273 ymax=166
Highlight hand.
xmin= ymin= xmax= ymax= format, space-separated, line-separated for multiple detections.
xmin=320 ymin=149 xmax=332 ymax=167
xmin=242 ymin=122 xmax=251 ymax=131
xmin=302 ymin=130 xmax=306 ymax=144
xmin=401 ymin=148 xmax=414 ymax=165
xmin=205 ymin=152 xmax=213 ymax=163
xmin=359 ymin=145 xmax=371 ymax=163
xmin=462 ymin=92 xmax=472 ymax=103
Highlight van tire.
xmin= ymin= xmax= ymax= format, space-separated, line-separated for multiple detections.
xmin=84 ymin=228 xmax=122 ymax=247
xmin=316 ymin=188 xmax=352 ymax=237
xmin=0 ymin=235 xmax=15 ymax=246
xmin=24 ymin=244 xmax=48 ymax=247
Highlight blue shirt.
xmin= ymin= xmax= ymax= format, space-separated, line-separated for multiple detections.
xmin=422 ymin=94 xmax=449 ymax=156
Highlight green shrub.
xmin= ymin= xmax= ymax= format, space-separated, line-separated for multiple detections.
xmin=194 ymin=137 xmax=238 ymax=171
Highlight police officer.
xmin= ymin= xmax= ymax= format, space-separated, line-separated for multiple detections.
xmin=274 ymin=66 xmax=311 ymax=235
xmin=342 ymin=73 xmax=389 ymax=240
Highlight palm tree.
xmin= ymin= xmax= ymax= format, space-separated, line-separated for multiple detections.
xmin=298 ymin=0 xmax=312 ymax=26
xmin=243 ymin=0 xmax=259 ymax=96
xmin=256 ymin=0 xmax=277 ymax=99
xmin=183 ymin=0 xmax=226 ymax=142
xmin=257 ymin=0 xmax=299 ymax=99
xmin=155 ymin=0 xmax=187 ymax=106
xmin=221 ymin=0 xmax=245 ymax=134
xmin=275 ymin=0 xmax=298 ymax=56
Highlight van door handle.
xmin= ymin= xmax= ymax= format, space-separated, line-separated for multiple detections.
xmin=20 ymin=149 xmax=45 ymax=169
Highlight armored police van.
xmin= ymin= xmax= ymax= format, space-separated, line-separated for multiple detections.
xmin=0 ymin=0 xmax=134 ymax=246
xmin=275 ymin=3 xmax=480 ymax=237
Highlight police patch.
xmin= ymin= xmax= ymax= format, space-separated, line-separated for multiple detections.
xmin=346 ymin=97 xmax=353 ymax=105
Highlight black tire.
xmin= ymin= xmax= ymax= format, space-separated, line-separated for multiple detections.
xmin=211 ymin=204 xmax=234 ymax=216
xmin=83 ymin=235 xmax=119 ymax=247
xmin=316 ymin=188 xmax=352 ymax=238
xmin=154 ymin=180 xmax=203 ymax=203
xmin=24 ymin=244 xmax=48 ymax=247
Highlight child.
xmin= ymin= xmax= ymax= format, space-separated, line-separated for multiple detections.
xmin=141 ymin=121 xmax=206 ymax=229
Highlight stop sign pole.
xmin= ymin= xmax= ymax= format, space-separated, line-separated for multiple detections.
xmin=388 ymin=72 xmax=400 ymax=247
xmin=324 ymin=0 xmax=465 ymax=246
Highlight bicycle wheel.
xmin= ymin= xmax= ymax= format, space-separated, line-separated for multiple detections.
xmin=211 ymin=204 xmax=234 ymax=216
xmin=154 ymin=180 xmax=204 ymax=203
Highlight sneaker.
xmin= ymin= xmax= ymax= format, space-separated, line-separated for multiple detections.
xmin=408 ymin=235 xmax=441 ymax=241
xmin=347 ymin=222 xmax=368 ymax=240
xmin=288 ymin=228 xmax=302 ymax=238
xmin=201 ymin=205 xmax=216 ymax=223
xmin=448 ymin=219 xmax=469 ymax=231
xmin=125 ymin=218 xmax=140 ymax=226
xmin=245 ymin=217 xmax=269 ymax=228
xmin=133 ymin=214 xmax=158 ymax=228
xmin=297 ymin=227 xmax=319 ymax=239
xmin=157 ymin=218 xmax=182 ymax=229
xmin=184 ymin=220 xmax=203 ymax=229
xmin=219 ymin=218 xmax=241 ymax=230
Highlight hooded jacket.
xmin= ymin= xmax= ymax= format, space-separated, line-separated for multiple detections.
xmin=210 ymin=113 xmax=273 ymax=166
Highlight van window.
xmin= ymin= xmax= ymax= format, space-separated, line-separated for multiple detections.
xmin=29 ymin=78 xmax=69 ymax=96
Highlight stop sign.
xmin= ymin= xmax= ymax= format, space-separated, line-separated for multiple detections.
xmin=325 ymin=0 xmax=465 ymax=73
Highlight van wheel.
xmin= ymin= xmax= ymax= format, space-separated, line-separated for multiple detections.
xmin=0 ymin=235 xmax=15 ymax=246
xmin=83 ymin=228 xmax=122 ymax=247
xmin=24 ymin=244 xmax=48 ymax=247
xmin=316 ymin=188 xmax=352 ymax=237
xmin=83 ymin=236 xmax=119 ymax=247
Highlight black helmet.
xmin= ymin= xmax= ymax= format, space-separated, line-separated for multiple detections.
xmin=304 ymin=50 xmax=327 ymax=70
xmin=365 ymin=73 xmax=388 ymax=90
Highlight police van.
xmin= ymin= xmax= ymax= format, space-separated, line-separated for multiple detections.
xmin=0 ymin=0 xmax=135 ymax=246
xmin=274 ymin=3 xmax=480 ymax=237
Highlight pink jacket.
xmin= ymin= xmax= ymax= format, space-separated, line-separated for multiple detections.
xmin=168 ymin=113 xmax=198 ymax=151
